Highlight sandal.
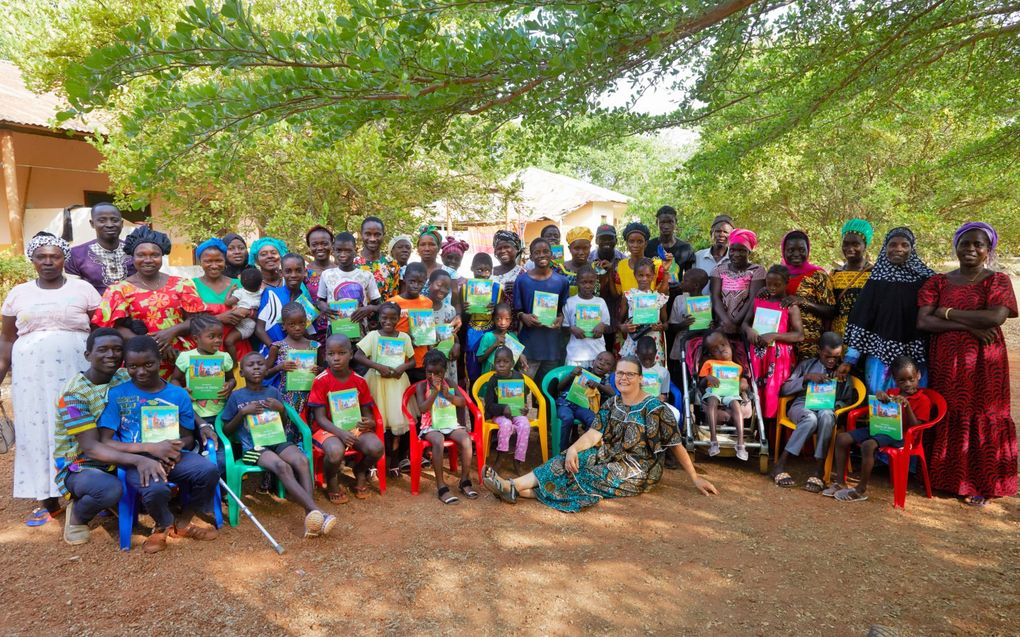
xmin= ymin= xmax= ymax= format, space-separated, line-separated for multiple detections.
xmin=835 ymin=487 xmax=868 ymax=502
xmin=708 ymin=442 xmax=720 ymax=457
xmin=25 ymin=507 xmax=52 ymax=527
xmin=821 ymin=482 xmax=845 ymax=498
xmin=397 ymin=458 xmax=411 ymax=473
xmin=352 ymin=486 xmax=370 ymax=500
xmin=803 ymin=477 xmax=825 ymax=494
xmin=772 ymin=472 xmax=796 ymax=488
xmin=327 ymin=489 xmax=349 ymax=505
xmin=963 ymin=495 xmax=988 ymax=507
xmin=482 ymin=468 xmax=518 ymax=504
xmin=387 ymin=466 xmax=402 ymax=479
xmin=437 ymin=486 xmax=460 ymax=505
xmin=459 ymin=479 xmax=479 ymax=500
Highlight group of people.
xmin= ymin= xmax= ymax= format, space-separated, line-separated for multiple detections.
xmin=0 ymin=201 xmax=1014 ymax=552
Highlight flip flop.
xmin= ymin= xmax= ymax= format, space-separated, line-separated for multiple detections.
xmin=821 ymin=483 xmax=846 ymax=498
xmin=963 ymin=495 xmax=988 ymax=507
xmin=803 ymin=477 xmax=825 ymax=494
xmin=772 ymin=472 xmax=796 ymax=488
xmin=352 ymin=486 xmax=370 ymax=500
xmin=835 ymin=487 xmax=868 ymax=502
xmin=25 ymin=507 xmax=52 ymax=527
xmin=437 ymin=486 xmax=460 ymax=505
xmin=459 ymin=479 xmax=479 ymax=500
xmin=327 ymin=489 xmax=349 ymax=505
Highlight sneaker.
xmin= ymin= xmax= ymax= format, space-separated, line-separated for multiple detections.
xmin=735 ymin=446 xmax=749 ymax=461
xmin=708 ymin=442 xmax=720 ymax=457
xmin=303 ymin=510 xmax=325 ymax=538
xmin=320 ymin=514 xmax=338 ymax=536
xmin=142 ymin=529 xmax=168 ymax=554
xmin=63 ymin=501 xmax=90 ymax=546
xmin=170 ymin=523 xmax=219 ymax=541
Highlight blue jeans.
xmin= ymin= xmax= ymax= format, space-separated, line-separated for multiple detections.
xmin=556 ymin=396 xmax=595 ymax=451
xmin=65 ymin=468 xmax=122 ymax=525
xmin=123 ymin=451 xmax=219 ymax=530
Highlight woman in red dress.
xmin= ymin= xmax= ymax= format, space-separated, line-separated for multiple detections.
xmin=917 ymin=222 xmax=1017 ymax=505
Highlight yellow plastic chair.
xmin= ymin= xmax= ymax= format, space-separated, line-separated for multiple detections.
xmin=775 ymin=376 xmax=866 ymax=481
xmin=471 ymin=371 xmax=549 ymax=465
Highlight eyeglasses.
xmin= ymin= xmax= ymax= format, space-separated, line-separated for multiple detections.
xmin=616 ymin=371 xmax=641 ymax=379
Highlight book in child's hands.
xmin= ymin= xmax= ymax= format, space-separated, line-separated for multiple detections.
xmin=631 ymin=292 xmax=660 ymax=325
xmin=566 ymin=369 xmax=600 ymax=408
xmin=296 ymin=294 xmax=320 ymax=327
xmin=140 ymin=404 xmax=180 ymax=443
xmin=868 ymin=395 xmax=903 ymax=441
xmin=285 ymin=349 xmax=317 ymax=392
xmin=641 ymin=370 xmax=661 ymax=397
xmin=504 ymin=333 xmax=525 ymax=364
xmin=751 ymin=306 xmax=783 ymax=335
xmin=686 ymin=296 xmax=712 ymax=330
xmin=805 ymin=380 xmax=837 ymax=410
xmin=706 ymin=363 xmax=741 ymax=398
xmin=497 ymin=379 xmax=526 ymax=413
xmin=532 ymin=291 xmax=559 ymax=327
xmin=330 ymin=299 xmax=361 ymax=339
xmin=466 ymin=279 xmax=494 ymax=314
xmin=550 ymin=244 xmax=564 ymax=262
xmin=575 ymin=303 xmax=602 ymax=338
xmin=328 ymin=389 xmax=361 ymax=431
xmin=435 ymin=324 xmax=455 ymax=356
xmin=376 ymin=336 xmax=406 ymax=369
xmin=188 ymin=354 xmax=225 ymax=400
xmin=408 ymin=308 xmax=436 ymax=346
xmin=247 ymin=411 xmax=287 ymax=447
xmin=431 ymin=393 xmax=458 ymax=431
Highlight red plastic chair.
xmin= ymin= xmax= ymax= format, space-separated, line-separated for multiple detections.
xmin=400 ymin=382 xmax=484 ymax=495
xmin=845 ymin=388 xmax=947 ymax=509
xmin=310 ymin=403 xmax=387 ymax=495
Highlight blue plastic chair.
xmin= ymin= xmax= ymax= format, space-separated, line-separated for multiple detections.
xmin=117 ymin=439 xmax=223 ymax=551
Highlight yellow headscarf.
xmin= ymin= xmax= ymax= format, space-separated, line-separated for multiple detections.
xmin=566 ymin=226 xmax=593 ymax=246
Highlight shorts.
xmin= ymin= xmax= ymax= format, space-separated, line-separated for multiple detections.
xmin=241 ymin=442 xmax=297 ymax=465
xmin=704 ymin=394 xmax=747 ymax=408
xmin=848 ymin=427 xmax=903 ymax=450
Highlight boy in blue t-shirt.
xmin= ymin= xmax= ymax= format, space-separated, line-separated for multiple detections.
xmin=98 ymin=336 xmax=220 ymax=554
xmin=512 ymin=237 xmax=569 ymax=387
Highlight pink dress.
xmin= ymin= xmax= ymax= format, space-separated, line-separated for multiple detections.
xmin=747 ymin=297 xmax=794 ymax=418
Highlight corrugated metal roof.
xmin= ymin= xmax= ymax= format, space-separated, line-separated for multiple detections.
xmin=0 ymin=60 xmax=98 ymax=134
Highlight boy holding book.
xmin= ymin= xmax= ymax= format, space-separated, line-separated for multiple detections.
xmin=772 ymin=331 xmax=855 ymax=491
xmin=698 ymin=330 xmax=753 ymax=460
xmin=513 ymin=237 xmax=569 ymax=386
xmin=170 ymin=313 xmax=236 ymax=423
xmin=561 ymin=265 xmax=611 ymax=367
xmin=317 ymin=232 xmax=382 ymax=342
xmin=308 ymin=334 xmax=384 ymax=503
xmin=553 ymin=351 xmax=616 ymax=452
xmin=390 ymin=262 xmax=434 ymax=384
xmin=221 ymin=352 xmax=336 ymax=536
xmin=98 ymin=336 xmax=219 ymax=553
xmin=825 ymin=355 xmax=932 ymax=502
xmin=462 ymin=253 xmax=502 ymax=383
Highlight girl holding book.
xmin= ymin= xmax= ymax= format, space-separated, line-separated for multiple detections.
xmin=265 ymin=303 xmax=322 ymax=416
xmin=353 ymin=302 xmax=415 ymax=477
xmin=483 ymin=347 xmax=532 ymax=475
xmin=427 ymin=269 xmax=462 ymax=386
xmin=619 ymin=258 xmax=669 ymax=365
xmin=744 ymin=265 xmax=803 ymax=418
xmin=414 ymin=350 xmax=479 ymax=504
xmin=709 ymin=228 xmax=765 ymax=339
xmin=462 ymin=253 xmax=502 ymax=383
xmin=476 ymin=303 xmax=528 ymax=375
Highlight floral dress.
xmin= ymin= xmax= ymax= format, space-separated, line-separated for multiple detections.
xmin=94 ymin=276 xmax=207 ymax=378
xmin=619 ymin=289 xmax=669 ymax=364
xmin=533 ymin=395 xmax=682 ymax=512
xmin=354 ymin=255 xmax=400 ymax=301
xmin=788 ymin=270 xmax=835 ymax=360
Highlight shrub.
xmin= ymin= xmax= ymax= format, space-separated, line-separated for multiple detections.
xmin=0 ymin=248 xmax=35 ymax=300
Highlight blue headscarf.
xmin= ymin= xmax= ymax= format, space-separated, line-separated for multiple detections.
xmin=194 ymin=237 xmax=228 ymax=260
xmin=248 ymin=237 xmax=289 ymax=266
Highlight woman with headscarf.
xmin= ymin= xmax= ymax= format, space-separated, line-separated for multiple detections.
xmin=838 ymin=227 xmax=934 ymax=394
xmin=221 ymin=232 xmax=248 ymax=279
xmin=93 ymin=227 xmax=206 ymax=379
xmin=491 ymin=229 xmax=526 ymax=307
xmin=407 ymin=224 xmax=458 ymax=303
xmin=781 ymin=230 xmax=835 ymax=360
xmin=830 ymin=219 xmax=873 ymax=336
xmin=612 ymin=222 xmax=670 ymax=299
xmin=440 ymin=236 xmax=470 ymax=274
xmin=918 ymin=222 xmax=1017 ymax=505
xmin=249 ymin=236 xmax=289 ymax=289
xmin=0 ymin=233 xmax=102 ymax=525
xmin=709 ymin=228 xmax=765 ymax=337
xmin=192 ymin=238 xmax=250 ymax=354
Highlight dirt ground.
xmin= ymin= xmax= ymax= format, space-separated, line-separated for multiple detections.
xmin=1 ymin=297 xmax=1018 ymax=636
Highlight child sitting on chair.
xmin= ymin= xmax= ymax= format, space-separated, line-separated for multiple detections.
xmin=483 ymin=346 xmax=532 ymax=475
xmin=415 ymin=349 xmax=479 ymax=505
xmin=221 ymin=352 xmax=335 ymax=538
xmin=772 ymin=331 xmax=855 ymax=492
xmin=698 ymin=331 xmax=753 ymax=460
xmin=825 ymin=355 xmax=932 ymax=502
xmin=554 ymin=351 xmax=616 ymax=452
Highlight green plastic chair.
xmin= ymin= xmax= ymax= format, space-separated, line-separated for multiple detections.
xmin=215 ymin=403 xmax=314 ymax=527
xmin=540 ymin=365 xmax=581 ymax=457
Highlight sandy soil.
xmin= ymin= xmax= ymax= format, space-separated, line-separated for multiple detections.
xmin=0 ymin=290 xmax=1017 ymax=637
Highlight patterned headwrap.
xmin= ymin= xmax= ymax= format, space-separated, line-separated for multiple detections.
xmin=440 ymin=236 xmax=469 ymax=257
xmin=194 ymin=237 xmax=227 ymax=260
xmin=387 ymin=234 xmax=412 ymax=252
xmin=248 ymin=236 xmax=289 ymax=266
xmin=415 ymin=224 xmax=443 ymax=246
xmin=840 ymin=218 xmax=874 ymax=246
xmin=123 ymin=226 xmax=172 ymax=256
xmin=493 ymin=229 xmax=524 ymax=256
xmin=727 ymin=228 xmax=758 ymax=251
xmin=566 ymin=226 xmax=593 ymax=246
xmin=25 ymin=232 xmax=70 ymax=260
xmin=868 ymin=227 xmax=933 ymax=284
xmin=953 ymin=221 xmax=998 ymax=253
xmin=622 ymin=221 xmax=650 ymax=241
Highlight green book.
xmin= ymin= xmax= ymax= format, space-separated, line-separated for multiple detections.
xmin=631 ymin=292 xmax=660 ymax=325
xmin=504 ymin=333 xmax=525 ymax=364
xmin=751 ymin=306 xmax=783 ymax=335
xmin=641 ymin=370 xmax=661 ymax=397
xmin=435 ymin=324 xmax=455 ymax=356
xmin=296 ymin=294 xmax=320 ymax=327
xmin=706 ymin=362 xmax=741 ymax=398
xmin=140 ymin=405 xmax=180 ymax=443
xmin=328 ymin=389 xmax=361 ymax=431
xmin=431 ymin=393 xmax=459 ymax=431
xmin=285 ymin=349 xmax=317 ymax=392
xmin=376 ymin=336 xmax=406 ymax=369
xmin=550 ymin=244 xmax=564 ymax=262
xmin=497 ymin=379 xmax=526 ymax=413
xmin=188 ymin=354 xmax=225 ymax=400
xmin=532 ymin=291 xmax=559 ymax=327
xmin=465 ymin=279 xmax=494 ymax=314
xmin=575 ymin=303 xmax=602 ymax=338
xmin=408 ymin=308 xmax=436 ymax=346
xmin=686 ymin=295 xmax=712 ymax=331
xmin=247 ymin=411 xmax=287 ymax=447
xmin=566 ymin=369 xmax=600 ymax=408
xmin=868 ymin=396 xmax=903 ymax=441
xmin=329 ymin=299 xmax=361 ymax=339
xmin=805 ymin=380 xmax=837 ymax=410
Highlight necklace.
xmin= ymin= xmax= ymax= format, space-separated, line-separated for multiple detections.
xmin=960 ymin=267 xmax=985 ymax=283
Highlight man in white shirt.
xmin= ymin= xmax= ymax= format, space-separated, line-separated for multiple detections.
xmin=693 ymin=215 xmax=734 ymax=294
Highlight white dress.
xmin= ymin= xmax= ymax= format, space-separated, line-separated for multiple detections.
xmin=1 ymin=279 xmax=99 ymax=499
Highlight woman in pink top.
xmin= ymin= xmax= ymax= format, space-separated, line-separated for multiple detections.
xmin=710 ymin=228 xmax=765 ymax=338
